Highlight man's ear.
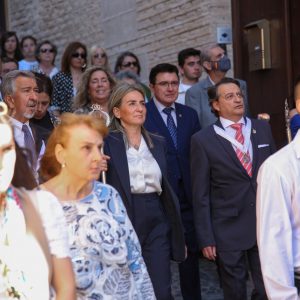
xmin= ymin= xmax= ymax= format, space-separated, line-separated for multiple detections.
xmin=212 ymin=100 xmax=220 ymax=113
xmin=4 ymin=95 xmax=15 ymax=110
xmin=203 ymin=61 xmax=212 ymax=71
xmin=179 ymin=66 xmax=184 ymax=77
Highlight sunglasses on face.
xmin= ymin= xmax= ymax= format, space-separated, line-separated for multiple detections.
xmin=122 ymin=61 xmax=138 ymax=68
xmin=72 ymin=52 xmax=87 ymax=59
xmin=93 ymin=53 xmax=106 ymax=59
xmin=40 ymin=48 xmax=54 ymax=53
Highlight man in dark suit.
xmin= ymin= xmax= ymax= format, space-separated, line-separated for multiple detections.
xmin=144 ymin=63 xmax=202 ymax=299
xmin=185 ymin=43 xmax=250 ymax=129
xmin=191 ymin=77 xmax=276 ymax=300
xmin=2 ymin=70 xmax=48 ymax=180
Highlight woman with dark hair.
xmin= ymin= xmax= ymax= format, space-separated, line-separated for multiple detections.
xmin=114 ymin=51 xmax=151 ymax=101
xmin=39 ymin=113 xmax=155 ymax=299
xmin=0 ymin=102 xmax=76 ymax=299
xmin=73 ymin=66 xmax=116 ymax=115
xmin=104 ymin=82 xmax=185 ymax=299
xmin=0 ymin=31 xmax=23 ymax=61
xmin=52 ymin=41 xmax=87 ymax=114
xmin=36 ymin=40 xmax=59 ymax=79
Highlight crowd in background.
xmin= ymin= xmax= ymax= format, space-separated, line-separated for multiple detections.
xmin=1 ymin=29 xmax=300 ymax=300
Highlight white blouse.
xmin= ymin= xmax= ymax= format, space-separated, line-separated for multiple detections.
xmin=126 ymin=137 xmax=162 ymax=194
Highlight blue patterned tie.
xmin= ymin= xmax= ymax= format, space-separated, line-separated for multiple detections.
xmin=163 ymin=107 xmax=177 ymax=148
xmin=22 ymin=124 xmax=37 ymax=170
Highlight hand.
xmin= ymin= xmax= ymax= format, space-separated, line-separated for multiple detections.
xmin=100 ymin=155 xmax=110 ymax=172
xmin=202 ymin=246 xmax=217 ymax=261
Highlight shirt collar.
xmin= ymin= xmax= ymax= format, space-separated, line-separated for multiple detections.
xmin=153 ymin=97 xmax=176 ymax=114
xmin=219 ymin=116 xmax=245 ymax=129
xmin=10 ymin=117 xmax=30 ymax=129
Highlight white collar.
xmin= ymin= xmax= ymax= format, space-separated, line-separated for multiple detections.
xmin=153 ymin=97 xmax=176 ymax=114
xmin=219 ymin=117 xmax=245 ymax=129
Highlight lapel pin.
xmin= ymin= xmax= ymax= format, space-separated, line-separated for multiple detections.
xmin=253 ymin=129 xmax=256 ymax=134
xmin=178 ymin=114 xmax=182 ymax=118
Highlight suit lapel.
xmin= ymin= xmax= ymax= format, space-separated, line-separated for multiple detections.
xmin=250 ymin=122 xmax=259 ymax=177
xmin=175 ymin=103 xmax=184 ymax=150
xmin=107 ymin=132 xmax=132 ymax=203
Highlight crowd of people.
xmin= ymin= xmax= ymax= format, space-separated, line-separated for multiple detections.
xmin=0 ymin=30 xmax=300 ymax=300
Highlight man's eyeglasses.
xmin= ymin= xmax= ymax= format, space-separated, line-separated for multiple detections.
xmin=72 ymin=52 xmax=87 ymax=59
xmin=155 ymin=81 xmax=179 ymax=88
xmin=93 ymin=53 xmax=106 ymax=59
xmin=40 ymin=48 xmax=54 ymax=53
xmin=221 ymin=92 xmax=244 ymax=101
xmin=122 ymin=61 xmax=138 ymax=68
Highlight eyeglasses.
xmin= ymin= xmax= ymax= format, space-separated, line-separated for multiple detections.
xmin=122 ymin=61 xmax=138 ymax=68
xmin=221 ymin=92 xmax=244 ymax=101
xmin=72 ymin=52 xmax=87 ymax=59
xmin=155 ymin=81 xmax=179 ymax=88
xmin=40 ymin=48 xmax=54 ymax=53
xmin=93 ymin=53 xmax=106 ymax=59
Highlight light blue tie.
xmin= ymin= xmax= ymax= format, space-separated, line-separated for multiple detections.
xmin=22 ymin=124 xmax=37 ymax=170
xmin=163 ymin=107 xmax=177 ymax=148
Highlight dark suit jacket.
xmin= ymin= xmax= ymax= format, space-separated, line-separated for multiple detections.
xmin=144 ymin=100 xmax=200 ymax=203
xmin=104 ymin=131 xmax=185 ymax=262
xmin=30 ymin=123 xmax=50 ymax=155
xmin=190 ymin=118 xmax=276 ymax=251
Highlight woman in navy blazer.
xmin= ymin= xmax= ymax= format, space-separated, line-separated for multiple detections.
xmin=104 ymin=83 xmax=185 ymax=300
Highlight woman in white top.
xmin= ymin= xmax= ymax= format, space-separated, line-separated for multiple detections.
xmin=104 ymin=83 xmax=185 ymax=300
xmin=0 ymin=102 xmax=76 ymax=299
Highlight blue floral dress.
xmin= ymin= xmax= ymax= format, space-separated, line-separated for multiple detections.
xmin=60 ymin=181 xmax=155 ymax=300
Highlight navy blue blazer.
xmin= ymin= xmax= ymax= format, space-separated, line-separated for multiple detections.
xmin=104 ymin=131 xmax=185 ymax=262
xmin=190 ymin=118 xmax=276 ymax=251
xmin=144 ymin=100 xmax=200 ymax=203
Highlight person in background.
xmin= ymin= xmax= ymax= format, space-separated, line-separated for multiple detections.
xmin=2 ymin=70 xmax=49 ymax=180
xmin=18 ymin=35 xmax=39 ymax=71
xmin=1 ymin=31 xmax=23 ymax=61
xmin=73 ymin=66 xmax=116 ymax=115
xmin=52 ymin=41 xmax=87 ymax=114
xmin=39 ymin=113 xmax=155 ymax=299
xmin=36 ymin=40 xmax=59 ymax=79
xmin=90 ymin=45 xmax=110 ymax=70
xmin=1 ymin=57 xmax=18 ymax=78
xmin=176 ymin=48 xmax=202 ymax=105
xmin=145 ymin=63 xmax=202 ymax=299
xmin=31 ymin=72 xmax=59 ymax=131
xmin=114 ymin=51 xmax=152 ymax=101
xmin=0 ymin=102 xmax=76 ymax=299
xmin=105 ymin=82 xmax=185 ymax=299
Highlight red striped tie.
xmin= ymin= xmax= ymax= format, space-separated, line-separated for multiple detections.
xmin=230 ymin=123 xmax=252 ymax=177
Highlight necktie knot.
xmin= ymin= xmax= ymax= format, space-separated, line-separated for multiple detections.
xmin=230 ymin=123 xmax=243 ymax=132
xmin=163 ymin=107 xmax=173 ymax=116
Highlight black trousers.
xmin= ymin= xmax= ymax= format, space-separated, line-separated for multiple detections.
xmin=131 ymin=193 xmax=172 ymax=300
xmin=217 ymin=245 xmax=267 ymax=300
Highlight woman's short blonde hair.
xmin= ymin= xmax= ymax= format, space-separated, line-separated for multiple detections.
xmin=40 ymin=113 xmax=108 ymax=181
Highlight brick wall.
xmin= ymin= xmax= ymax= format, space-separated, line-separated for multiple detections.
xmin=6 ymin=0 xmax=232 ymax=82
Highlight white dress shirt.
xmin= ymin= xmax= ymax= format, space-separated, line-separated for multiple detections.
xmin=126 ymin=137 xmax=162 ymax=194
xmin=219 ymin=116 xmax=253 ymax=160
xmin=176 ymin=82 xmax=192 ymax=105
xmin=257 ymin=130 xmax=300 ymax=300
xmin=153 ymin=97 xmax=177 ymax=126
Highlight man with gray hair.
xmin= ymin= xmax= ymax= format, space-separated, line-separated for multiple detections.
xmin=2 ymin=70 xmax=47 ymax=178
xmin=185 ymin=43 xmax=249 ymax=128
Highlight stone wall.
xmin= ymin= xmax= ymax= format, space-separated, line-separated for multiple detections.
xmin=5 ymin=0 xmax=232 ymax=82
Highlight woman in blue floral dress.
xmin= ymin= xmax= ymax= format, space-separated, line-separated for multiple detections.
xmin=40 ymin=113 xmax=155 ymax=299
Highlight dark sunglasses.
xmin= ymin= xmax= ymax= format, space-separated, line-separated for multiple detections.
xmin=40 ymin=48 xmax=54 ymax=53
xmin=72 ymin=52 xmax=87 ymax=59
xmin=93 ymin=53 xmax=106 ymax=59
xmin=122 ymin=61 xmax=138 ymax=68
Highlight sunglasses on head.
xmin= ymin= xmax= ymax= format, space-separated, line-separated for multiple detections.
xmin=40 ymin=48 xmax=54 ymax=53
xmin=93 ymin=53 xmax=106 ymax=59
xmin=72 ymin=52 xmax=87 ymax=59
xmin=122 ymin=61 xmax=138 ymax=68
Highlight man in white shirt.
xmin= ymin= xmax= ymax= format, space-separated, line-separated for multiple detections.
xmin=257 ymin=96 xmax=300 ymax=299
xmin=2 ymin=70 xmax=46 ymax=179
xmin=176 ymin=48 xmax=202 ymax=105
